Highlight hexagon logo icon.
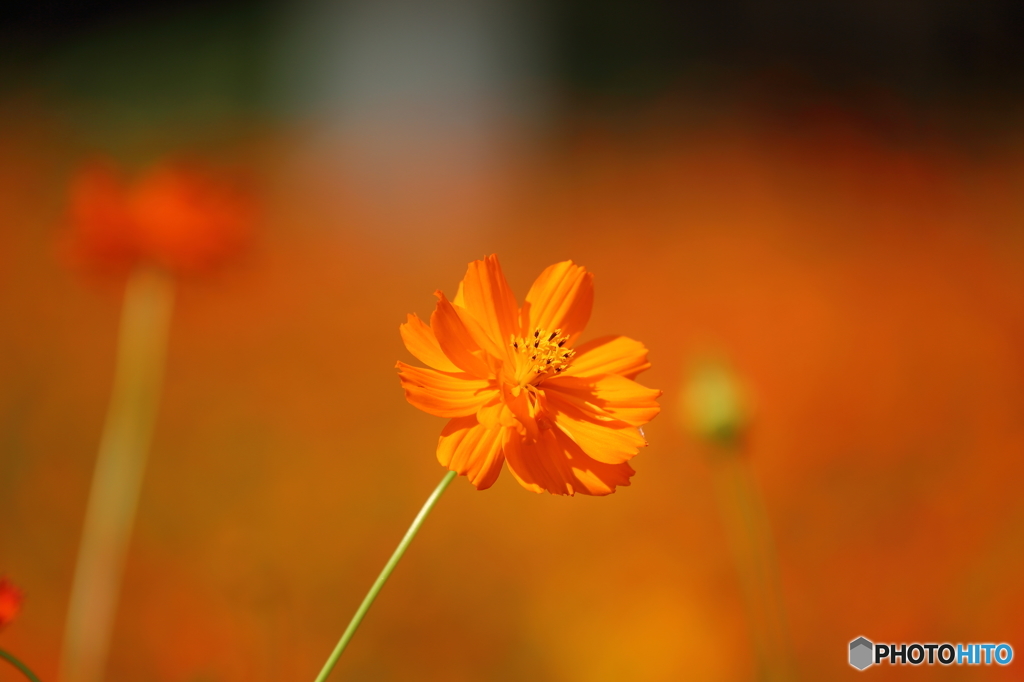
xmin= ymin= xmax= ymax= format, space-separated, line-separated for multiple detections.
xmin=850 ymin=637 xmax=874 ymax=670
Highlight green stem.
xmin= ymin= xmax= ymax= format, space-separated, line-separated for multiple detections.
xmin=0 ymin=648 xmax=43 ymax=682
xmin=314 ymin=470 xmax=457 ymax=682
xmin=60 ymin=267 xmax=175 ymax=682
xmin=712 ymin=449 xmax=796 ymax=682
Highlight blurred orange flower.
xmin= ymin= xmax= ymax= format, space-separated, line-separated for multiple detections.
xmin=0 ymin=578 xmax=23 ymax=630
xmin=64 ymin=159 xmax=254 ymax=275
xmin=398 ymin=255 xmax=661 ymax=496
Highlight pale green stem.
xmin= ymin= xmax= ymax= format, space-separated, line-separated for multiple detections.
xmin=712 ymin=451 xmax=796 ymax=682
xmin=314 ymin=470 xmax=457 ymax=682
xmin=0 ymin=648 xmax=42 ymax=682
xmin=60 ymin=267 xmax=175 ymax=682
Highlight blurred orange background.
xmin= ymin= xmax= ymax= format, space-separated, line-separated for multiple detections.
xmin=2 ymin=2 xmax=1024 ymax=680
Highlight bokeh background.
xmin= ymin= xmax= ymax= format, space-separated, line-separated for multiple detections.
xmin=3 ymin=0 xmax=1024 ymax=679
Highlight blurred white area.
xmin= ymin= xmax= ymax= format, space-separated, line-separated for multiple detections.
xmin=273 ymin=0 xmax=549 ymax=236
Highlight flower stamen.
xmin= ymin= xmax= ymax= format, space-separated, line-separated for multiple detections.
xmin=510 ymin=328 xmax=574 ymax=385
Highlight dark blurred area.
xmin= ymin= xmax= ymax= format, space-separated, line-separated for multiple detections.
xmin=552 ymin=1 xmax=1024 ymax=103
xmin=5 ymin=0 xmax=1024 ymax=124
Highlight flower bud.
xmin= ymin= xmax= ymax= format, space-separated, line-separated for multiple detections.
xmin=681 ymin=357 xmax=750 ymax=448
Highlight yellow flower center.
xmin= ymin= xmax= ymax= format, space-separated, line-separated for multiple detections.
xmin=509 ymin=328 xmax=575 ymax=387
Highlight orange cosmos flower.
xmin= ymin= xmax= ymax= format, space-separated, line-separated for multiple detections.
xmin=397 ymin=255 xmax=661 ymax=496
xmin=65 ymin=158 xmax=253 ymax=275
xmin=0 ymin=578 xmax=23 ymax=630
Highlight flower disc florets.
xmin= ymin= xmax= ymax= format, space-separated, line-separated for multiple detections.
xmin=510 ymin=328 xmax=575 ymax=386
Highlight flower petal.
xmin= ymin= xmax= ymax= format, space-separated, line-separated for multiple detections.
xmin=457 ymin=255 xmax=519 ymax=357
xmin=430 ymin=292 xmax=494 ymax=378
xmin=437 ymin=416 xmax=506 ymax=490
xmin=502 ymin=428 xmax=575 ymax=495
xmin=552 ymin=427 xmax=635 ymax=496
xmin=543 ymin=388 xmax=648 ymax=464
xmin=399 ymin=313 xmax=461 ymax=372
xmin=0 ymin=578 xmax=24 ymax=630
xmin=396 ymin=362 xmax=495 ymax=417
xmin=66 ymin=162 xmax=138 ymax=271
xmin=499 ymin=384 xmax=541 ymax=438
xmin=130 ymin=163 xmax=252 ymax=272
xmin=521 ymin=260 xmax=594 ymax=342
xmin=477 ymin=393 xmax=519 ymax=429
xmin=543 ymin=373 xmax=661 ymax=427
xmin=502 ymin=427 xmax=635 ymax=496
xmin=565 ymin=335 xmax=651 ymax=379
xmin=454 ymin=303 xmax=508 ymax=365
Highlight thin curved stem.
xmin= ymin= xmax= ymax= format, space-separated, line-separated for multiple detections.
xmin=712 ymin=450 xmax=796 ymax=681
xmin=0 ymin=648 xmax=43 ymax=682
xmin=61 ymin=267 xmax=175 ymax=682
xmin=314 ymin=470 xmax=457 ymax=682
